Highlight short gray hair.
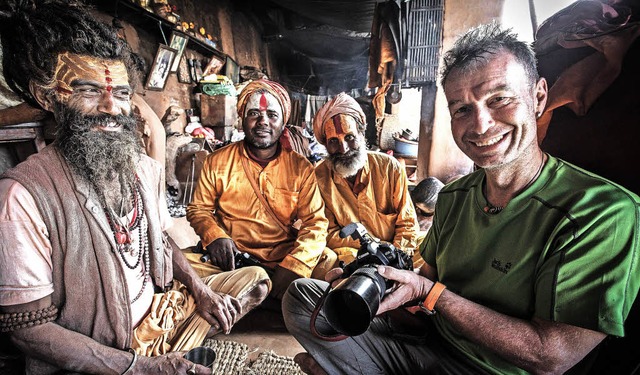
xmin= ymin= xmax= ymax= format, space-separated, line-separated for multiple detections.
xmin=440 ymin=22 xmax=538 ymax=87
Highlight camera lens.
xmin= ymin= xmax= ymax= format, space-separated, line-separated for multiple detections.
xmin=323 ymin=267 xmax=386 ymax=336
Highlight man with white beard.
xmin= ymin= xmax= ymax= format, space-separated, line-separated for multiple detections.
xmin=0 ymin=1 xmax=268 ymax=374
xmin=312 ymin=93 xmax=420 ymax=265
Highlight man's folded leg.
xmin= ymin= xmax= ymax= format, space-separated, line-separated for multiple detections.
xmin=133 ymin=266 xmax=271 ymax=354
xmin=282 ymin=278 xmax=485 ymax=375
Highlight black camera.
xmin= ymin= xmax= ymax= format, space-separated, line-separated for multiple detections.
xmin=233 ymin=251 xmax=262 ymax=269
xmin=323 ymin=222 xmax=413 ymax=336
xmin=193 ymin=241 xmax=262 ymax=269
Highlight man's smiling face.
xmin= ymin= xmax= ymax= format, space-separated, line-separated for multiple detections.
xmin=444 ymin=50 xmax=541 ymax=170
xmin=242 ymin=91 xmax=284 ymax=150
xmin=52 ymin=52 xmax=132 ymax=132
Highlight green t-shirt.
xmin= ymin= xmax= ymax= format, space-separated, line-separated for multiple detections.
xmin=420 ymin=155 xmax=640 ymax=374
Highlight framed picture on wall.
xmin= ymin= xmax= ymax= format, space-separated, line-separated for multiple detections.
xmin=177 ymin=55 xmax=192 ymax=83
xmin=168 ymin=32 xmax=188 ymax=73
xmin=203 ymin=54 xmax=225 ymax=77
xmin=145 ymin=44 xmax=177 ymax=91
xmin=224 ymin=56 xmax=239 ymax=84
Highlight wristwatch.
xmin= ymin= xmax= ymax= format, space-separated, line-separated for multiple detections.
xmin=419 ymin=282 xmax=446 ymax=315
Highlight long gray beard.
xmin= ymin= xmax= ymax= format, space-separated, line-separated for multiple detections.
xmin=327 ymin=147 xmax=367 ymax=178
xmin=53 ymin=102 xmax=141 ymax=210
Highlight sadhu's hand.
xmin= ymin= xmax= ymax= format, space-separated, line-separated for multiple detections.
xmin=133 ymin=351 xmax=210 ymax=375
xmin=194 ymin=288 xmax=242 ymax=334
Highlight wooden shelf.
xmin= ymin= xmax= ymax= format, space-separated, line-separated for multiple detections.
xmin=0 ymin=122 xmax=47 ymax=162
xmin=91 ymin=0 xmax=226 ymax=59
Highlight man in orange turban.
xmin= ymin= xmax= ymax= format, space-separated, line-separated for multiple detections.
xmin=187 ymin=79 xmax=335 ymax=303
xmin=237 ymin=79 xmax=291 ymax=126
xmin=312 ymin=92 xmax=420 ymax=265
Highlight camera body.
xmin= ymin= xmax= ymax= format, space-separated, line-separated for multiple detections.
xmin=194 ymin=241 xmax=262 ymax=270
xmin=323 ymin=222 xmax=413 ymax=336
xmin=340 ymin=223 xmax=412 ymax=284
xmin=234 ymin=251 xmax=262 ymax=269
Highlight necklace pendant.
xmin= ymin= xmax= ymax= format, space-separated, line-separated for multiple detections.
xmin=484 ymin=205 xmax=504 ymax=214
xmin=115 ymin=231 xmax=128 ymax=245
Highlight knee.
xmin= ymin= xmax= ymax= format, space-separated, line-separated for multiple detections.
xmin=282 ymin=279 xmax=302 ymax=313
xmin=283 ymin=280 xmax=308 ymax=332
xmin=283 ymin=279 xmax=330 ymax=339
xmin=250 ymin=279 xmax=270 ymax=301
xmin=282 ymin=278 xmax=324 ymax=317
xmin=241 ymin=278 xmax=270 ymax=309
xmin=311 ymin=248 xmax=338 ymax=280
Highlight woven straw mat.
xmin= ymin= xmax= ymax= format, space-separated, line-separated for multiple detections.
xmin=203 ymin=339 xmax=304 ymax=375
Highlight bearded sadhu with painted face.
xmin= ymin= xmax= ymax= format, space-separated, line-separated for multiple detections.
xmin=0 ymin=1 xmax=270 ymax=374
xmin=312 ymin=93 xmax=421 ymax=266
xmin=186 ymin=79 xmax=335 ymax=303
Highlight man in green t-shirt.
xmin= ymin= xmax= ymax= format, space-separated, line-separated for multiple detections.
xmin=282 ymin=23 xmax=640 ymax=375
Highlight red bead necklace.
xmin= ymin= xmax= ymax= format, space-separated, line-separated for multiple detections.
xmin=105 ymin=180 xmax=143 ymax=251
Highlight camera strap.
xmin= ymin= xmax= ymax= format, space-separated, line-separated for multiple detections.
xmin=310 ymin=282 xmax=349 ymax=342
xmin=241 ymin=157 xmax=294 ymax=236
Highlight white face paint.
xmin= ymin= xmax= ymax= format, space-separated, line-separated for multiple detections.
xmin=47 ymin=52 xmax=132 ymax=131
xmin=244 ymin=91 xmax=283 ymax=120
xmin=242 ymin=91 xmax=285 ymax=150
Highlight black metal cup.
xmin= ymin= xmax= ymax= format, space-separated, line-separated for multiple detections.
xmin=184 ymin=346 xmax=216 ymax=368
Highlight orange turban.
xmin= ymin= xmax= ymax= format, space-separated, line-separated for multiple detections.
xmin=313 ymin=92 xmax=367 ymax=146
xmin=237 ymin=79 xmax=291 ymax=125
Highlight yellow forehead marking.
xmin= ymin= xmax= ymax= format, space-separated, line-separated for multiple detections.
xmin=54 ymin=52 xmax=129 ymax=95
xmin=324 ymin=114 xmax=358 ymax=141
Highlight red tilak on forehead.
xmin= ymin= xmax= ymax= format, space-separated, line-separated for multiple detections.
xmin=105 ymin=68 xmax=112 ymax=92
xmin=259 ymin=93 xmax=268 ymax=111
xmin=332 ymin=116 xmax=346 ymax=134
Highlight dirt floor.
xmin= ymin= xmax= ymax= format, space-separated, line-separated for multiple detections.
xmin=222 ymin=305 xmax=305 ymax=361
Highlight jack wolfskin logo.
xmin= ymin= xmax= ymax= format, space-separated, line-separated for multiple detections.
xmin=491 ymin=259 xmax=512 ymax=274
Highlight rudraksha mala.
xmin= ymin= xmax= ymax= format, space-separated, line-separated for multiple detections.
xmin=0 ymin=305 xmax=58 ymax=332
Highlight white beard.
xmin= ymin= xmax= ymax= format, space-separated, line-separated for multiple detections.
xmin=329 ymin=147 xmax=368 ymax=178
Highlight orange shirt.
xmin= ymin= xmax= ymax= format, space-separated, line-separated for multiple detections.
xmin=187 ymin=141 xmax=328 ymax=277
xmin=315 ymin=152 xmax=419 ymax=253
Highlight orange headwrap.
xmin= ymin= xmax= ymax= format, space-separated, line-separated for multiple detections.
xmin=237 ymin=79 xmax=291 ymax=125
xmin=313 ymin=92 xmax=366 ymax=146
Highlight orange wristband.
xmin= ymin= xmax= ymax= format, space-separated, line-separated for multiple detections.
xmin=420 ymin=282 xmax=446 ymax=315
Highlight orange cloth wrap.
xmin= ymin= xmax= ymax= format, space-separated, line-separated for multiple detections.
xmin=313 ymin=93 xmax=367 ymax=146
xmin=131 ymin=267 xmax=270 ymax=356
xmin=237 ymin=79 xmax=291 ymax=125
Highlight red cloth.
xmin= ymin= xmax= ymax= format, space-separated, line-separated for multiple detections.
xmin=280 ymin=126 xmax=293 ymax=151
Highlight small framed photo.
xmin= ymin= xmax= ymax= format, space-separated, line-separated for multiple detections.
xmin=169 ymin=31 xmax=188 ymax=73
xmin=224 ymin=56 xmax=240 ymax=84
xmin=177 ymin=55 xmax=192 ymax=83
xmin=202 ymin=54 xmax=225 ymax=77
xmin=145 ymin=44 xmax=177 ymax=91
